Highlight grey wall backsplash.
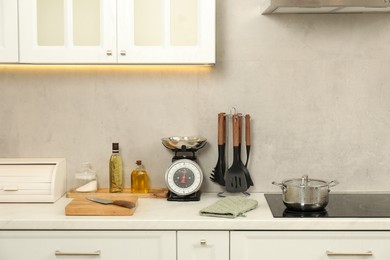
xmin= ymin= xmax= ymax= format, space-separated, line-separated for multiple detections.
xmin=1 ymin=0 xmax=390 ymax=193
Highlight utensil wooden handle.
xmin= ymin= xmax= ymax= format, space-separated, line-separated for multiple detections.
xmin=245 ymin=114 xmax=251 ymax=146
xmin=223 ymin=114 xmax=226 ymax=144
xmin=233 ymin=115 xmax=240 ymax=147
xmin=218 ymin=113 xmax=226 ymax=145
xmin=238 ymin=113 xmax=243 ymax=145
xmin=113 ymin=200 xmax=136 ymax=209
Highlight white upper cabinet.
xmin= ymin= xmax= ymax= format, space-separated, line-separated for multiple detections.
xmin=19 ymin=0 xmax=117 ymax=63
xmin=0 ymin=0 xmax=18 ymax=62
xmin=18 ymin=0 xmax=215 ymax=64
xmin=117 ymin=0 xmax=215 ymax=64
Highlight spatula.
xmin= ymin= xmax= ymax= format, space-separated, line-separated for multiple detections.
xmin=224 ymin=115 xmax=248 ymax=193
xmin=243 ymin=114 xmax=253 ymax=186
xmin=210 ymin=113 xmax=226 ymax=186
xmin=244 ymin=114 xmax=251 ymax=167
xmin=238 ymin=114 xmax=253 ymax=187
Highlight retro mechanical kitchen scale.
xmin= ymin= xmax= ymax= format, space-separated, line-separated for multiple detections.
xmin=162 ymin=136 xmax=207 ymax=201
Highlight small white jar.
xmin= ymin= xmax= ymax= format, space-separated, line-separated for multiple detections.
xmin=74 ymin=162 xmax=98 ymax=193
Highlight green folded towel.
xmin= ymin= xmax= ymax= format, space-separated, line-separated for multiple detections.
xmin=199 ymin=196 xmax=258 ymax=218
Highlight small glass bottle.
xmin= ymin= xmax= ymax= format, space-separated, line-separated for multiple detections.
xmin=74 ymin=162 xmax=98 ymax=193
xmin=109 ymin=143 xmax=123 ymax=193
xmin=131 ymin=160 xmax=149 ymax=193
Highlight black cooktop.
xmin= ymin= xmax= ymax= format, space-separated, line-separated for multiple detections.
xmin=265 ymin=193 xmax=390 ymax=218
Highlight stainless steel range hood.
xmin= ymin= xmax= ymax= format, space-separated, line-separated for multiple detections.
xmin=263 ymin=0 xmax=390 ymax=14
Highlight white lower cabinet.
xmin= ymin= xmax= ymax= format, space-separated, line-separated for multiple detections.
xmin=231 ymin=231 xmax=390 ymax=260
xmin=3 ymin=230 xmax=389 ymax=260
xmin=178 ymin=231 xmax=229 ymax=260
xmin=0 ymin=230 xmax=176 ymax=260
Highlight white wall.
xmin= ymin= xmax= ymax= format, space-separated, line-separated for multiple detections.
xmin=1 ymin=0 xmax=390 ymax=193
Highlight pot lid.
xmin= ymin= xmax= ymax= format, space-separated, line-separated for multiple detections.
xmin=284 ymin=175 xmax=328 ymax=188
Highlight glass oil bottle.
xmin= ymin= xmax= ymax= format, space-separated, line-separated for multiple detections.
xmin=109 ymin=143 xmax=123 ymax=193
xmin=131 ymin=160 xmax=149 ymax=193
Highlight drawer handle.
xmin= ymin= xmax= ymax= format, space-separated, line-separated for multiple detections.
xmin=3 ymin=186 xmax=18 ymax=191
xmin=200 ymin=239 xmax=207 ymax=246
xmin=326 ymin=250 xmax=373 ymax=256
xmin=55 ymin=250 xmax=101 ymax=256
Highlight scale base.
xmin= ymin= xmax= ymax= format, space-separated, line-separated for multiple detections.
xmin=167 ymin=191 xmax=201 ymax=201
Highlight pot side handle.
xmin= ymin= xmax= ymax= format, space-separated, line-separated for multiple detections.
xmin=328 ymin=180 xmax=339 ymax=187
xmin=272 ymin=181 xmax=286 ymax=192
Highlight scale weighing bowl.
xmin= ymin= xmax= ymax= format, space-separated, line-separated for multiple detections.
xmin=161 ymin=136 xmax=207 ymax=151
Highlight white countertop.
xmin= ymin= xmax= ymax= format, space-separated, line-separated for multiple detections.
xmin=1 ymin=193 xmax=390 ymax=231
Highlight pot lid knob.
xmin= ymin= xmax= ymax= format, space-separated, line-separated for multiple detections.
xmin=300 ymin=175 xmax=309 ymax=186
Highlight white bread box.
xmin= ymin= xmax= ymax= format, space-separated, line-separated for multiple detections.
xmin=0 ymin=158 xmax=66 ymax=203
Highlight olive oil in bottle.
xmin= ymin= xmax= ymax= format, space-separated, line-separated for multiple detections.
xmin=109 ymin=143 xmax=123 ymax=193
xmin=131 ymin=160 xmax=149 ymax=193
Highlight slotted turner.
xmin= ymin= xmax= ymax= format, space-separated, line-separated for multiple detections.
xmin=224 ymin=115 xmax=248 ymax=192
xmin=243 ymin=114 xmax=253 ymax=186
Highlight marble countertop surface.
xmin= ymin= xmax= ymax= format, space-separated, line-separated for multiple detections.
xmin=1 ymin=193 xmax=390 ymax=231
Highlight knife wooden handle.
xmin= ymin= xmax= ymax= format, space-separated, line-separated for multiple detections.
xmin=113 ymin=200 xmax=136 ymax=209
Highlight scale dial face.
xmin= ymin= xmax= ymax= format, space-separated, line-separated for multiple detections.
xmin=165 ymin=159 xmax=203 ymax=196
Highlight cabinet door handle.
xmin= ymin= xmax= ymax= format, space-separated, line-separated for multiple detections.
xmin=3 ymin=186 xmax=18 ymax=191
xmin=106 ymin=50 xmax=113 ymax=56
xmin=120 ymin=50 xmax=126 ymax=56
xmin=55 ymin=250 xmax=101 ymax=256
xmin=326 ymin=250 xmax=373 ymax=256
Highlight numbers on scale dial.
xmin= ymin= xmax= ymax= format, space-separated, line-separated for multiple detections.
xmin=173 ymin=168 xmax=195 ymax=188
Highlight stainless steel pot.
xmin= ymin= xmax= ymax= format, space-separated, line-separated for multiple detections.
xmin=272 ymin=175 xmax=338 ymax=211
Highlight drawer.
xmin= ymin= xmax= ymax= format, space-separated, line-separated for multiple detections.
xmin=231 ymin=231 xmax=390 ymax=260
xmin=178 ymin=231 xmax=229 ymax=260
xmin=0 ymin=231 xmax=176 ymax=260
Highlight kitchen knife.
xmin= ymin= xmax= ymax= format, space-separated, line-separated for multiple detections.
xmin=87 ymin=197 xmax=136 ymax=209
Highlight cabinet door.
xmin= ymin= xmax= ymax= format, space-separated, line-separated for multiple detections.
xmin=178 ymin=231 xmax=229 ymax=260
xmin=0 ymin=230 xmax=176 ymax=260
xmin=117 ymin=0 xmax=215 ymax=64
xmin=231 ymin=231 xmax=390 ymax=260
xmin=18 ymin=0 xmax=117 ymax=63
xmin=0 ymin=0 xmax=18 ymax=62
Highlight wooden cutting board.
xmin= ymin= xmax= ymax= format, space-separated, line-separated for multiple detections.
xmin=65 ymin=195 xmax=138 ymax=216
xmin=66 ymin=188 xmax=168 ymax=199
